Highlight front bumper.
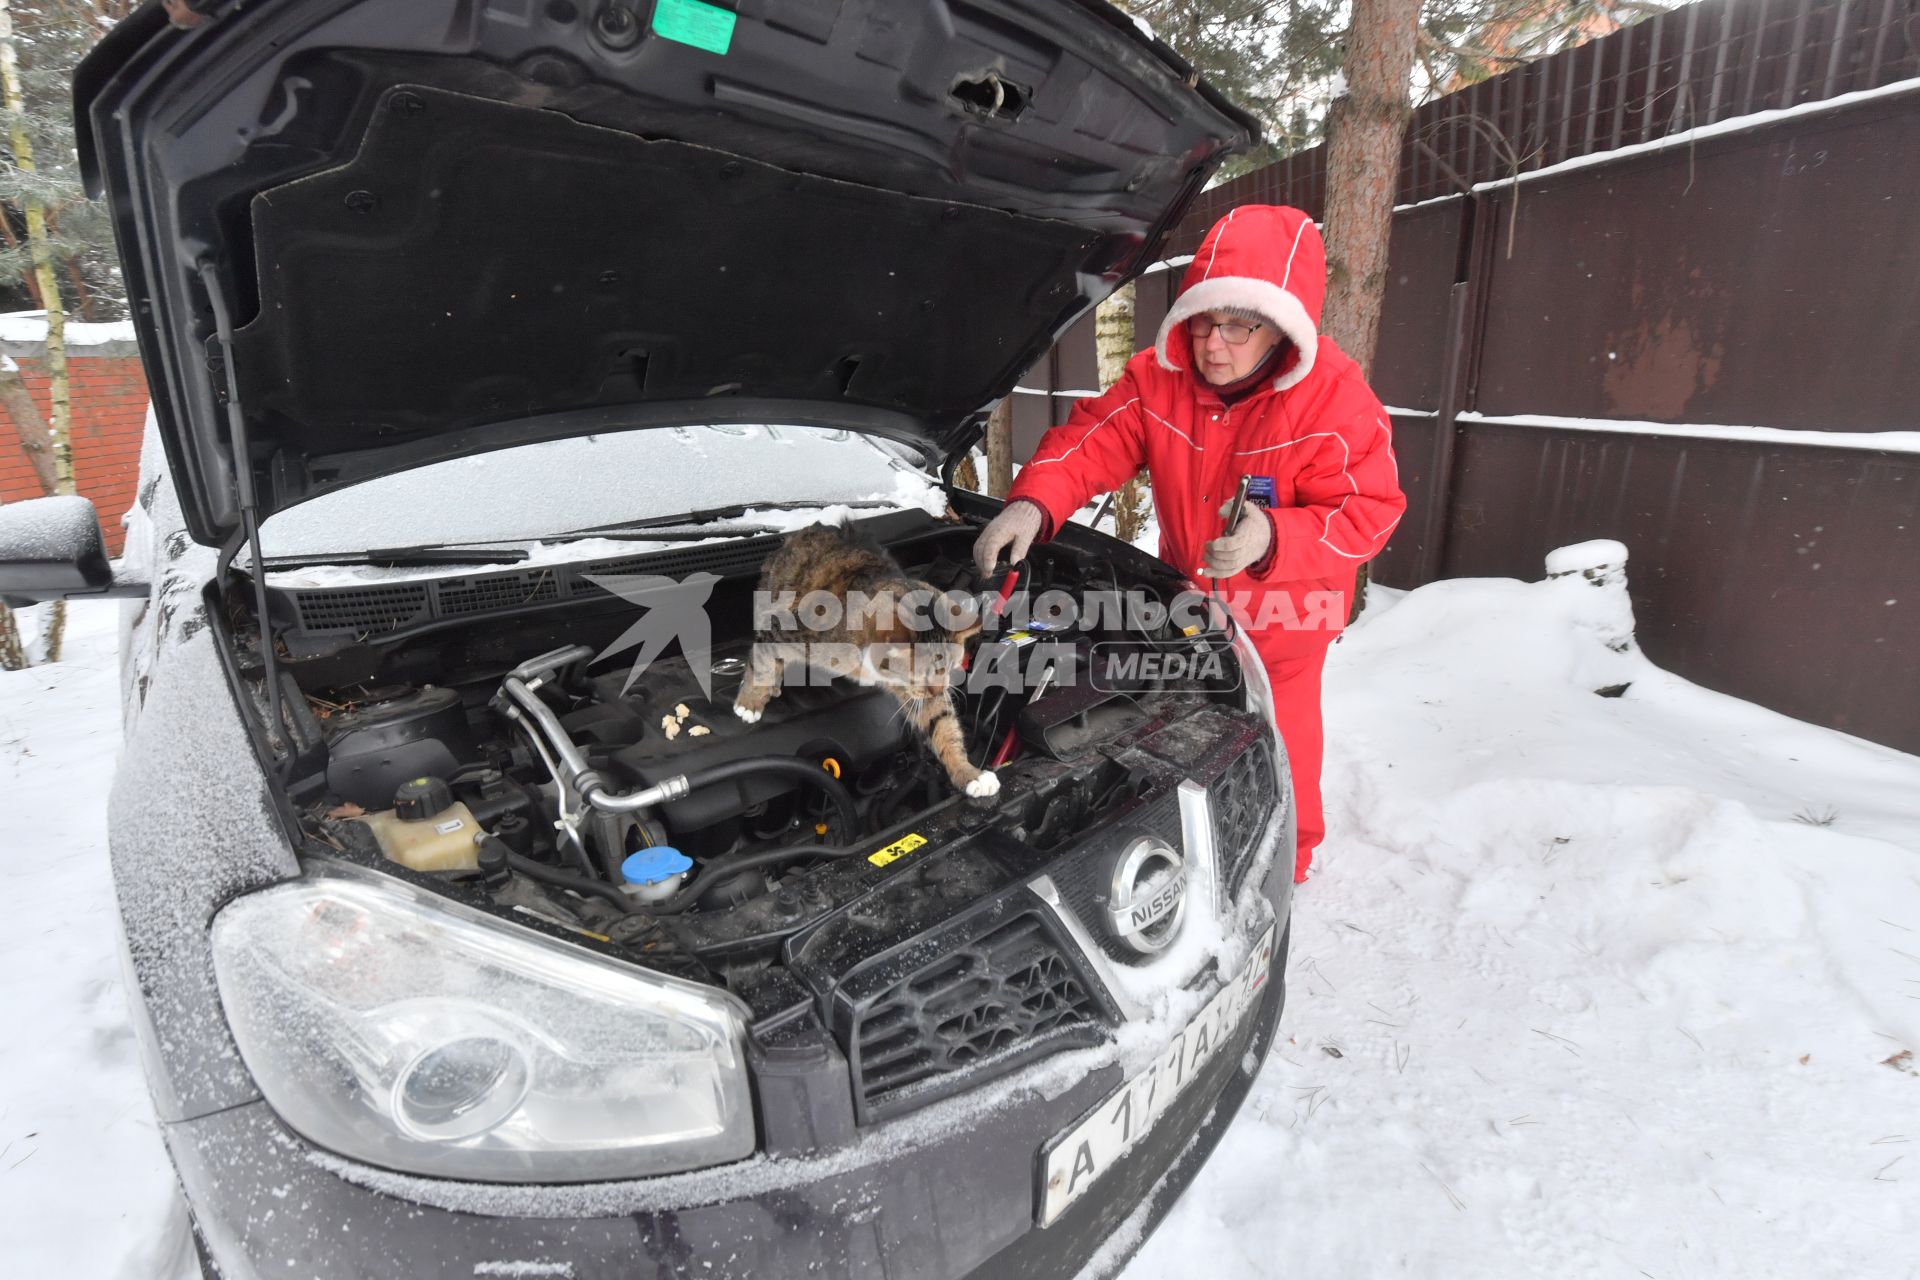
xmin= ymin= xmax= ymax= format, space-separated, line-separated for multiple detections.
xmin=170 ymin=914 xmax=1286 ymax=1280
xmin=168 ymin=695 xmax=1295 ymax=1280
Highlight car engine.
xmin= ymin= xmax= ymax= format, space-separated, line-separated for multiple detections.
xmin=274 ymin=510 xmax=1261 ymax=982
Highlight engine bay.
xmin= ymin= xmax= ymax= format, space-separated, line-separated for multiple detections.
xmin=263 ymin=509 xmax=1259 ymax=989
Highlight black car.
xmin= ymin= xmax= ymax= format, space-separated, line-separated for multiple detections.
xmin=0 ymin=1 xmax=1294 ymax=1275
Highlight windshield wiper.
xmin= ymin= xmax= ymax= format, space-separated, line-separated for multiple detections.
xmin=261 ymin=545 xmax=534 ymax=570
xmin=549 ymin=498 xmax=902 ymax=541
xmin=559 ymin=501 xmax=759 ymax=536
xmin=259 ymin=499 xmax=905 ymax=569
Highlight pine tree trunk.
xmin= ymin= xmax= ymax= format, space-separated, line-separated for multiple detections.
xmin=1094 ymin=282 xmax=1149 ymax=544
xmin=1094 ymin=280 xmax=1134 ymax=400
xmin=2 ymin=0 xmax=75 ymax=661
xmin=1320 ymin=0 xmax=1422 ymax=376
xmin=984 ymin=395 xmax=1013 ymax=499
xmin=1112 ymin=471 xmax=1150 ymax=546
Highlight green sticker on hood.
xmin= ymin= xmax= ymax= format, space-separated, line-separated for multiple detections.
xmin=652 ymin=0 xmax=737 ymax=55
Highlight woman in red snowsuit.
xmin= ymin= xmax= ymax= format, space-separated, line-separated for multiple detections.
xmin=973 ymin=205 xmax=1406 ymax=883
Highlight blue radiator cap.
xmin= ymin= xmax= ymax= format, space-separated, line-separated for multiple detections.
xmin=622 ymin=846 xmax=693 ymax=885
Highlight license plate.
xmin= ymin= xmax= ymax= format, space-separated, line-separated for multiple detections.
xmin=1037 ymin=924 xmax=1277 ymax=1226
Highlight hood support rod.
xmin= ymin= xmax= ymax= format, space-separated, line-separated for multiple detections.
xmin=198 ymin=259 xmax=287 ymax=763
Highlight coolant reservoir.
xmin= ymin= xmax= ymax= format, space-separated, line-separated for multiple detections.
xmin=355 ymin=775 xmax=481 ymax=872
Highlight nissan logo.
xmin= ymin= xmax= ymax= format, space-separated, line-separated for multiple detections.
xmin=1105 ymin=835 xmax=1188 ymax=954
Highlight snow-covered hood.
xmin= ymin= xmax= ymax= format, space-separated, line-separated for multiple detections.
xmin=74 ymin=0 xmax=1256 ymax=546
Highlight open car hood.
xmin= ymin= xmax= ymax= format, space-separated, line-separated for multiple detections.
xmin=76 ymin=0 xmax=1255 ymax=545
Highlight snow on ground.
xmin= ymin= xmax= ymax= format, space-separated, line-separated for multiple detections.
xmin=0 ymin=309 xmax=138 ymax=346
xmin=1122 ymin=573 xmax=1920 ymax=1280
xmin=0 ymin=601 xmax=195 ymax=1280
xmin=1 ymin=561 xmax=1915 ymax=1279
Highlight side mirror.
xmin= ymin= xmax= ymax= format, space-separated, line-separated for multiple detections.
xmin=0 ymin=495 xmax=146 ymax=604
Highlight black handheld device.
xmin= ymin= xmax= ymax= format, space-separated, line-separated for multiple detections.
xmin=1222 ymin=474 xmax=1253 ymax=535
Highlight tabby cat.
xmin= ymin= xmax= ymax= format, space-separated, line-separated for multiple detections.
xmin=733 ymin=522 xmax=996 ymax=797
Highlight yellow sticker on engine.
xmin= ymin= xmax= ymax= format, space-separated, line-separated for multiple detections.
xmin=868 ymin=833 xmax=928 ymax=867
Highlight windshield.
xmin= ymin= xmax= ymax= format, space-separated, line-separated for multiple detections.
xmin=259 ymin=424 xmax=941 ymax=565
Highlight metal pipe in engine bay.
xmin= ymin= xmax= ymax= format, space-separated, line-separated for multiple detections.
xmin=495 ymin=647 xmax=862 ymax=896
xmin=497 ymin=674 xmax=691 ymax=814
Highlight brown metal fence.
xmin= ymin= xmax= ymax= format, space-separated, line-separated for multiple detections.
xmin=1017 ymin=0 xmax=1920 ymax=754
xmin=1171 ymin=0 xmax=1920 ymax=240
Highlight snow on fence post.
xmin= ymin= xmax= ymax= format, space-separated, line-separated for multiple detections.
xmin=1545 ymin=538 xmax=1638 ymax=677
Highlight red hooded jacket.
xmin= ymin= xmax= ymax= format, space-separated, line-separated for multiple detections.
xmin=1007 ymin=205 xmax=1407 ymax=663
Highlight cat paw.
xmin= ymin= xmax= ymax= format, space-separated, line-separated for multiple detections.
xmin=965 ymin=771 xmax=1001 ymax=799
xmin=733 ymin=705 xmax=762 ymax=724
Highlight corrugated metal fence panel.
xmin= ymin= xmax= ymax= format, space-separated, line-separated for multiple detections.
xmin=1009 ymin=275 xmax=1175 ymax=456
xmin=1009 ymin=308 xmax=1101 ymax=458
xmin=1371 ymin=201 xmax=1469 ymax=412
xmin=1132 ymin=267 xmax=1175 ymax=358
xmin=1165 ymin=0 xmax=1920 ymax=250
xmin=1474 ymin=91 xmax=1920 ymax=430
xmin=1010 ymin=0 xmax=1920 ymax=751
xmin=1009 ymin=386 xmax=1054 ymax=462
xmin=1440 ymin=422 xmax=1919 ymax=751
xmin=1054 ymin=310 xmax=1100 ymax=395
xmin=1371 ymin=413 xmax=1441 ymax=588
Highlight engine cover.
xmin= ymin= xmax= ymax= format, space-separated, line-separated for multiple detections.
xmin=571 ymin=646 xmax=911 ymax=835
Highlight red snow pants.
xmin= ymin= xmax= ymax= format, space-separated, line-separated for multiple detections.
xmin=1263 ymin=645 xmax=1329 ymax=884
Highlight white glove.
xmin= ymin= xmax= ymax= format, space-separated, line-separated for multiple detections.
xmin=1200 ymin=500 xmax=1272 ymax=578
xmin=973 ymin=499 xmax=1045 ymax=575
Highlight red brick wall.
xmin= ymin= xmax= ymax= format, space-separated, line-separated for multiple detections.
xmin=0 ymin=353 xmax=149 ymax=555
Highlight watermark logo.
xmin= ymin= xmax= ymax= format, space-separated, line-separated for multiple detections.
xmin=584 ymin=572 xmax=1346 ymax=696
xmin=1088 ymin=641 xmax=1233 ymax=692
xmin=582 ymin=571 xmax=722 ymax=697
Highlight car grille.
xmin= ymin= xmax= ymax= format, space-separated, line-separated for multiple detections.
xmin=1214 ymin=740 xmax=1278 ymax=896
xmin=847 ymin=910 xmax=1104 ymax=1120
xmin=1047 ymin=742 xmax=1277 ymax=959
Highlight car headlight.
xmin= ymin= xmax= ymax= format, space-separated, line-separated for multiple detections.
xmin=210 ymin=865 xmax=754 ymax=1182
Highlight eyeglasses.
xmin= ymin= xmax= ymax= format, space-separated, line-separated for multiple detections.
xmin=1186 ymin=316 xmax=1264 ymax=346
